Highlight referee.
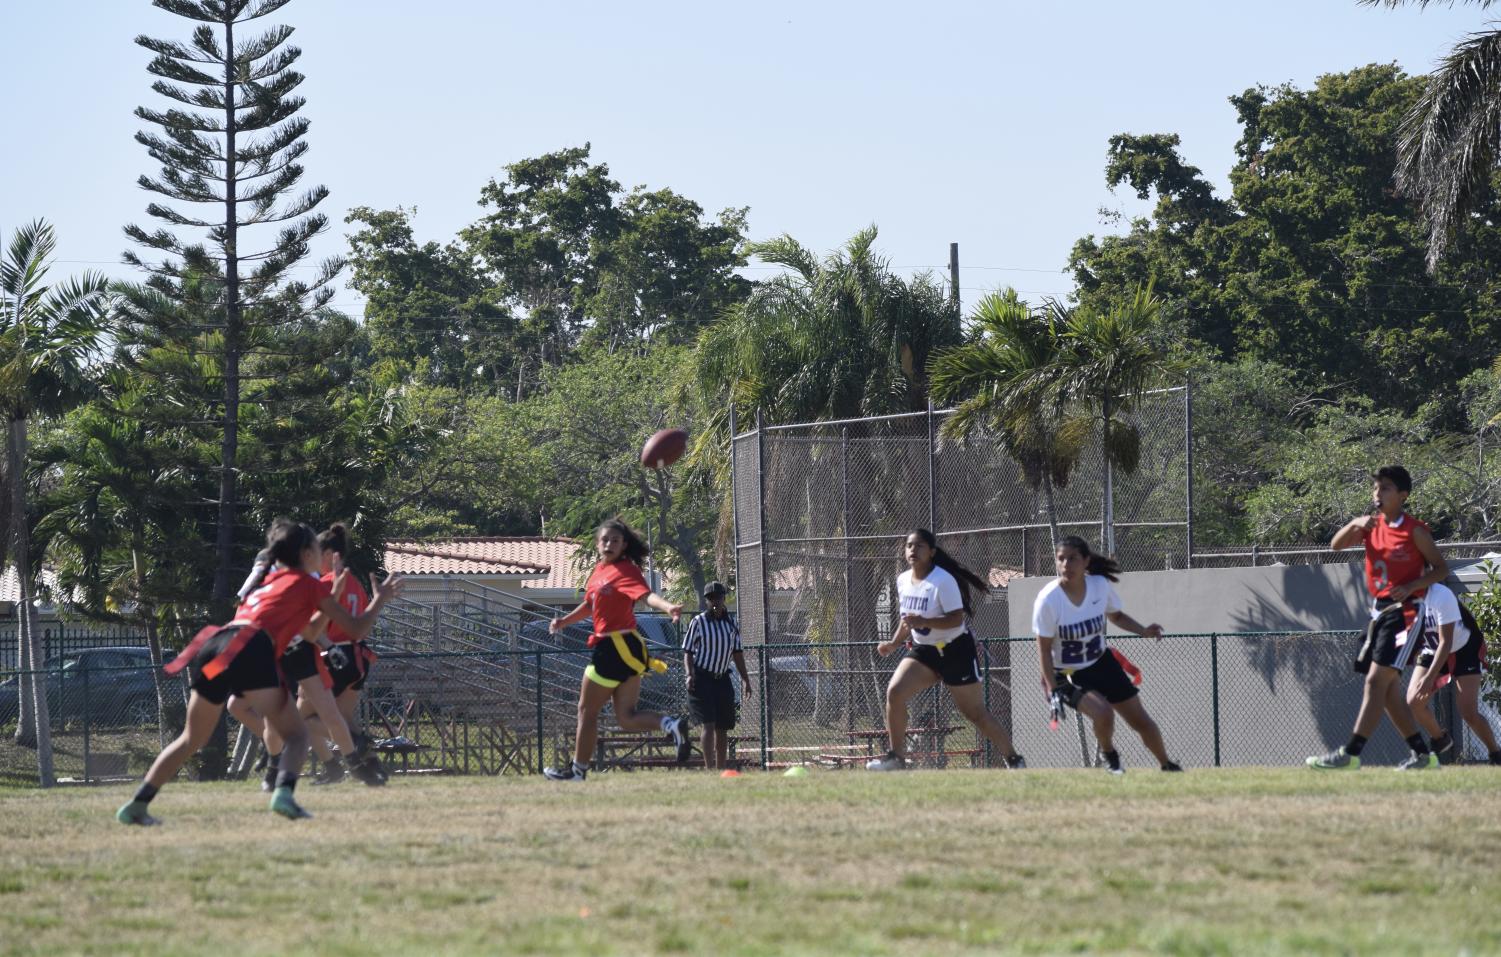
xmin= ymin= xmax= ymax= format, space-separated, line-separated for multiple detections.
xmin=682 ymin=581 xmax=752 ymax=769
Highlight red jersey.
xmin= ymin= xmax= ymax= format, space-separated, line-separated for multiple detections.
xmin=1362 ymin=512 xmax=1430 ymax=601
xmin=236 ymin=567 xmax=325 ymax=653
xmin=583 ymin=559 xmax=651 ymax=645
xmin=321 ymin=571 xmax=369 ymax=644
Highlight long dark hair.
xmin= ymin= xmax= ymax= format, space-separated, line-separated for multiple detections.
xmin=267 ymin=517 xmax=318 ymax=569
xmin=597 ymin=518 xmax=650 ymax=566
xmin=1058 ymin=535 xmax=1121 ymax=582
xmin=318 ymin=521 xmax=350 ymax=557
xmin=906 ymin=529 xmax=988 ymax=615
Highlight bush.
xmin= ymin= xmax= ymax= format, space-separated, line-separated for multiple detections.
xmin=1463 ymin=561 xmax=1501 ymax=709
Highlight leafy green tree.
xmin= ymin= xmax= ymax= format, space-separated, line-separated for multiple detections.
xmin=929 ymin=289 xmax=1088 ymax=546
xmin=0 ymin=220 xmax=110 ymax=781
xmin=697 ymin=226 xmax=960 ymax=425
xmin=129 ymin=0 xmax=341 ymax=608
xmin=1358 ymin=1 xmax=1501 ymax=269
xmin=1069 ymin=65 xmax=1501 ymax=412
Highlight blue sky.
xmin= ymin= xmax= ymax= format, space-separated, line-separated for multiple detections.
xmin=0 ymin=1 xmax=1485 ymax=313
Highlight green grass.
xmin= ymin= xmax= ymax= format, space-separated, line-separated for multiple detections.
xmin=1 ymin=767 xmax=1499 ymax=955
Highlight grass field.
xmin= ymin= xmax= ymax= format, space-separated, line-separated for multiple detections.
xmin=1 ymin=766 xmax=1499 ymax=956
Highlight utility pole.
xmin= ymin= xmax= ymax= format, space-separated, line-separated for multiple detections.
xmin=948 ymin=242 xmax=960 ymax=318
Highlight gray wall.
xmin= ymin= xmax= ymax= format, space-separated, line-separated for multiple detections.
xmin=1003 ymin=563 xmax=1421 ymax=769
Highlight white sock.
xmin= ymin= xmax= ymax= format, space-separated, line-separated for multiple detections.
xmin=660 ymin=715 xmax=676 ymax=733
xmin=572 ymin=760 xmax=587 ymax=774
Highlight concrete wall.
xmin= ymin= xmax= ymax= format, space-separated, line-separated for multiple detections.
xmin=1002 ymin=563 xmax=1421 ymax=769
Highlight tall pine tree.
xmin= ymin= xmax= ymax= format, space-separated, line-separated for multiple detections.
xmin=127 ymin=0 xmax=340 ymax=607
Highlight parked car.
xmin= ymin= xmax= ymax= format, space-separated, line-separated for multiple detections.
xmin=0 ymin=647 xmax=160 ymax=727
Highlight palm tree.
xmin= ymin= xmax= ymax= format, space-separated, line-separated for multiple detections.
xmin=1053 ymin=283 xmax=1175 ymax=555
xmin=928 ymin=290 xmax=1090 ymax=547
xmin=0 ymin=220 xmax=110 ymax=784
xmin=1359 ymin=1 xmax=1501 ymax=270
xmin=696 ymin=226 xmax=959 ymax=424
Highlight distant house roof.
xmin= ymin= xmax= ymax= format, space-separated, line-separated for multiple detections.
xmin=0 ymin=566 xmax=64 ymax=606
xmin=383 ymin=538 xmax=582 ymax=590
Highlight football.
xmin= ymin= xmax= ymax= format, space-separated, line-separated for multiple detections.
xmin=641 ymin=428 xmax=688 ymax=469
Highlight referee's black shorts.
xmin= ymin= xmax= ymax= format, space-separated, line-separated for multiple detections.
xmin=689 ymin=668 xmax=737 ymax=729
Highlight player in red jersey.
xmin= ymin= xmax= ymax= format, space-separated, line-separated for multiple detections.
xmin=1308 ymin=466 xmax=1448 ymax=770
xmin=542 ymin=518 xmax=689 ymax=781
xmin=304 ymin=522 xmax=387 ymax=785
xmin=116 ymin=519 xmax=402 ymax=824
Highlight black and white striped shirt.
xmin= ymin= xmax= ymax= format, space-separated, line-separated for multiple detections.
xmin=682 ymin=610 xmax=741 ymax=675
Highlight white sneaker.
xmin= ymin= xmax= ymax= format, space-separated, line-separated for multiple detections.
xmin=866 ymin=750 xmax=906 ymax=771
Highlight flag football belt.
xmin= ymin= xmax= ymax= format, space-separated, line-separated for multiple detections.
xmin=585 ymin=631 xmax=670 ymax=688
xmin=1056 ymin=648 xmax=1144 ymax=685
xmin=164 ymin=619 xmax=259 ymax=679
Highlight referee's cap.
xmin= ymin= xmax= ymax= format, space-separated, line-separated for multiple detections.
xmin=703 ymin=580 xmax=728 ymax=598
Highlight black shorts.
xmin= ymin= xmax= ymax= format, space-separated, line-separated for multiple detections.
xmin=1057 ymin=650 xmax=1138 ymax=706
xmin=586 ymin=631 xmax=650 ymax=688
xmin=904 ymin=633 xmax=980 ymax=687
xmin=689 ymin=669 xmax=737 ymax=729
xmin=188 ymin=627 xmax=282 ymax=706
xmin=281 ymin=639 xmax=322 ymax=684
xmin=1356 ymin=601 xmax=1419 ymax=673
xmin=325 ymin=642 xmax=371 ymax=696
xmin=1417 ymin=635 xmax=1485 ymax=678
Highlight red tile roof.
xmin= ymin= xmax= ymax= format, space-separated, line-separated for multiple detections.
xmin=383 ymin=538 xmax=583 ymax=590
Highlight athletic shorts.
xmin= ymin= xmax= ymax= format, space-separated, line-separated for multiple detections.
xmin=689 ymin=669 xmax=737 ymax=729
xmin=1356 ymin=601 xmax=1419 ymax=673
xmin=326 ymin=641 xmax=372 ymax=696
xmin=904 ymin=633 xmax=981 ymax=687
xmin=586 ymin=631 xmax=651 ymax=688
xmin=281 ymin=639 xmax=328 ymax=686
xmin=1056 ymin=650 xmax=1138 ymax=706
xmin=188 ymin=627 xmax=282 ymax=706
xmin=1417 ymin=635 xmax=1485 ymax=678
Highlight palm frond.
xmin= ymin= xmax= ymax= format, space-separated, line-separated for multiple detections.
xmin=1394 ymin=26 xmax=1501 ymax=270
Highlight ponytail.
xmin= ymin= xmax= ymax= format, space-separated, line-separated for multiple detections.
xmin=318 ymin=521 xmax=350 ymax=557
xmin=1059 ymin=535 xmax=1121 ymax=582
xmin=907 ymin=529 xmax=988 ymax=615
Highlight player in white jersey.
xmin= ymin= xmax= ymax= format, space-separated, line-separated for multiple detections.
xmin=866 ymin=529 xmax=1025 ymax=771
xmin=1032 ymin=536 xmax=1181 ymax=774
xmin=1403 ymin=581 xmax=1501 ymax=765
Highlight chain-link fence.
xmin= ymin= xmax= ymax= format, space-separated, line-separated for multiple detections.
xmin=1191 ymin=540 xmax=1501 ymax=568
xmin=730 ymin=388 xmax=1191 ymax=653
xmin=6 ymin=632 xmax=1495 ymax=786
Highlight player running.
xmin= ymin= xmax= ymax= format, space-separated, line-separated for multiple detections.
xmin=1402 ymin=580 xmax=1501 ymax=765
xmin=867 ymin=529 xmax=1025 ymax=771
xmin=116 ymin=519 xmax=402 ymax=824
xmin=1033 ymin=536 xmax=1182 ymax=774
xmin=542 ymin=519 xmax=689 ymax=782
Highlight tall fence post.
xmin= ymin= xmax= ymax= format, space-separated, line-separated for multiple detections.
xmin=82 ymin=663 xmax=91 ymax=783
xmin=927 ymin=401 xmax=938 ymax=532
xmin=534 ymin=650 xmax=544 ymax=775
xmin=1210 ymin=633 xmax=1222 ymax=767
xmin=1185 ymin=379 xmax=1195 ymax=569
xmin=759 ymin=644 xmax=769 ymax=768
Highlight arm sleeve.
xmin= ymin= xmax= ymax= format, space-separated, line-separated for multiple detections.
xmin=731 ymin=617 xmax=742 ymax=651
xmin=1032 ymin=592 xmax=1057 ymax=638
xmin=617 ymin=564 xmax=652 ymax=602
xmin=682 ymin=616 xmax=701 ymax=652
xmin=1104 ymin=581 xmax=1123 ymax=614
xmin=1429 ymin=587 xmax=1459 ymax=627
xmin=935 ymin=573 xmax=964 ymax=616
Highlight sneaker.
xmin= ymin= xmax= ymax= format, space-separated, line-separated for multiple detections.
xmin=866 ymin=750 xmax=906 ymax=771
xmin=1489 ymin=750 xmax=1501 ymax=766
xmin=1103 ymin=751 xmax=1124 ymax=775
xmin=1003 ymin=753 xmax=1026 ymax=770
xmin=1161 ymin=761 xmax=1184 ymax=772
xmin=543 ymin=764 xmax=587 ymax=782
xmin=1432 ymin=736 xmax=1457 ymax=766
xmin=668 ymin=716 xmax=692 ymax=765
xmin=269 ymin=787 xmax=313 ymax=819
xmin=311 ymin=762 xmax=346 ymax=786
xmin=350 ymin=756 xmax=387 ymax=787
xmin=1395 ymin=750 xmax=1439 ymax=771
xmin=116 ymin=801 xmax=159 ymax=826
xmin=1306 ymin=748 xmax=1360 ymax=770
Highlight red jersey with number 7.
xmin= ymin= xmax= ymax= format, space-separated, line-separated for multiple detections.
xmin=1362 ymin=513 xmax=1430 ymax=601
xmin=321 ymin=571 xmax=369 ymax=644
